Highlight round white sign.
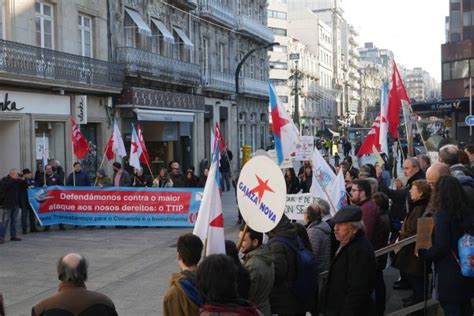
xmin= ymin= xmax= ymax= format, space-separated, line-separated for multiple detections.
xmin=237 ymin=156 xmax=287 ymax=233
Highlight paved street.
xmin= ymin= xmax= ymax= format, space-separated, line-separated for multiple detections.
xmin=1 ymin=185 xmax=411 ymax=316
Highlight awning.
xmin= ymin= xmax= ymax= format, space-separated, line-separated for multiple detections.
xmin=125 ymin=8 xmax=152 ymax=36
xmin=173 ymin=27 xmax=194 ymax=49
xmin=151 ymin=18 xmax=174 ymax=43
xmin=135 ymin=109 xmax=194 ymax=122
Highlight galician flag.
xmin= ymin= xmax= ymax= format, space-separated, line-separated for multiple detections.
xmin=137 ymin=124 xmax=150 ymax=165
xmin=129 ymin=125 xmax=143 ymax=170
xmin=310 ymin=148 xmax=336 ymax=199
xmin=356 ymin=113 xmax=382 ymax=157
xmin=328 ymin=170 xmax=348 ymax=216
xmin=379 ymin=81 xmax=389 ymax=154
xmin=193 ymin=136 xmax=225 ymax=255
xmin=269 ymin=81 xmax=299 ymax=166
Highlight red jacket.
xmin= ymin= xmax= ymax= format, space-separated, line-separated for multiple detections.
xmin=357 ymin=199 xmax=380 ymax=244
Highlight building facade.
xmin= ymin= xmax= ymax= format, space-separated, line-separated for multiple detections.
xmin=0 ymin=0 xmax=123 ymax=178
xmin=110 ymin=0 xmax=272 ymax=173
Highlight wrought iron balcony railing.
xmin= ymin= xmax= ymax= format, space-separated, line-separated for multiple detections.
xmin=239 ymin=77 xmax=268 ymax=98
xmin=200 ymin=0 xmax=236 ymax=27
xmin=116 ymin=47 xmax=201 ymax=86
xmin=237 ymin=15 xmax=274 ymax=44
xmin=203 ymin=70 xmax=235 ymax=94
xmin=0 ymin=39 xmax=123 ymax=89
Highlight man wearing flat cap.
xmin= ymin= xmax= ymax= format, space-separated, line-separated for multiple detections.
xmin=321 ymin=206 xmax=376 ymax=316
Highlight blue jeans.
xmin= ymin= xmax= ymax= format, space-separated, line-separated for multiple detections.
xmin=0 ymin=206 xmax=19 ymax=240
xmin=440 ymin=301 xmax=473 ymax=316
xmin=221 ymin=172 xmax=231 ymax=191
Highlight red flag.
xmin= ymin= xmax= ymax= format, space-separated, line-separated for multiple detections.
xmin=70 ymin=117 xmax=90 ymax=159
xmin=105 ymin=133 xmax=114 ymax=161
xmin=137 ymin=124 xmax=150 ymax=165
xmin=214 ymin=122 xmax=226 ymax=153
xmin=356 ymin=113 xmax=381 ymax=157
xmin=387 ymin=62 xmax=410 ymax=138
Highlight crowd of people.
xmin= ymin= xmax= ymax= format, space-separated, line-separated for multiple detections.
xmin=1 ymin=142 xmax=474 ymax=315
xmin=0 ymin=146 xmax=235 ymax=243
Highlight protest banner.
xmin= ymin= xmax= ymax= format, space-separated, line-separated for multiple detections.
xmin=237 ymin=156 xmax=286 ymax=233
xmin=284 ymin=193 xmax=319 ymax=221
xmin=295 ymin=136 xmax=314 ymax=161
xmin=28 ymin=186 xmax=203 ymax=227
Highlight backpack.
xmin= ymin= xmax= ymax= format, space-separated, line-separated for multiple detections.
xmin=456 ymin=233 xmax=474 ymax=277
xmin=269 ymin=236 xmax=319 ymax=305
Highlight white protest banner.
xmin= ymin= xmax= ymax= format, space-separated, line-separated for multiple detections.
xmin=267 ymin=149 xmax=293 ymax=169
xmin=284 ymin=193 xmax=319 ymax=221
xmin=295 ymin=136 xmax=314 ymax=161
xmin=237 ymin=156 xmax=287 ymax=233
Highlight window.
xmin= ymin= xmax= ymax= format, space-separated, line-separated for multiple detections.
xmin=464 ymin=11 xmax=472 ymax=27
xmin=239 ymin=112 xmax=246 ymax=121
xmin=251 ymin=125 xmax=256 ymax=151
xmin=172 ymin=28 xmax=191 ymax=62
xmin=218 ymin=43 xmax=225 ymax=72
xmin=124 ymin=11 xmax=137 ymax=47
xmin=260 ymin=124 xmax=266 ymax=149
xmin=270 ymin=27 xmax=287 ymax=36
xmin=249 ymin=56 xmax=255 ymax=78
xmin=35 ymin=2 xmax=54 ymax=49
xmin=151 ymin=19 xmax=172 ymax=55
xmin=239 ymin=124 xmax=245 ymax=149
xmin=270 ymin=61 xmax=288 ymax=69
xmin=273 ymin=45 xmax=287 ymax=53
xmin=268 ymin=10 xmax=287 ymax=20
xmin=452 ymin=59 xmax=469 ymax=79
xmin=203 ymin=37 xmax=209 ymax=76
xmin=0 ymin=0 xmax=4 ymax=39
xmin=272 ymin=79 xmax=287 ymax=86
xmin=78 ymin=15 xmax=92 ymax=57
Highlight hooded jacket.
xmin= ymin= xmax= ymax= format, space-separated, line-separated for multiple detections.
xmin=306 ymin=220 xmax=332 ymax=273
xmin=267 ymin=216 xmax=298 ymax=315
xmin=163 ymin=270 xmax=203 ymax=316
xmin=242 ymin=245 xmax=275 ymax=316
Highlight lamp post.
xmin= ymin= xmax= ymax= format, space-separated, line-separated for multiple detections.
xmin=234 ymin=42 xmax=279 ymax=168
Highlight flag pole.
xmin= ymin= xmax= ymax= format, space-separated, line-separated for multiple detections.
xmin=42 ymin=132 xmax=47 ymax=187
xmin=236 ymin=223 xmax=248 ymax=251
xmin=94 ymin=139 xmax=111 ymax=186
xmin=71 ymin=141 xmax=76 ymax=187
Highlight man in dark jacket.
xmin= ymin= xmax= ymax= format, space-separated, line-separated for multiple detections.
xmin=32 ymin=253 xmax=117 ymax=316
xmin=41 ymin=165 xmax=65 ymax=232
xmin=19 ymin=169 xmax=38 ymax=234
xmin=169 ymin=161 xmax=186 ymax=188
xmin=163 ymin=234 xmax=203 ymax=316
xmin=267 ymin=215 xmax=299 ymax=315
xmin=322 ymin=206 xmax=376 ymax=316
xmin=112 ymin=162 xmax=131 ymax=187
xmin=239 ymin=225 xmax=275 ymax=316
xmin=220 ymin=147 xmax=233 ymax=191
xmin=0 ymin=169 xmax=22 ymax=243
xmin=66 ymin=162 xmax=91 ymax=186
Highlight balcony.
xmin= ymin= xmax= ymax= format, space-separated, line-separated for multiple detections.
xmin=203 ymin=70 xmax=235 ymax=94
xmin=237 ymin=15 xmax=274 ymax=44
xmin=0 ymin=39 xmax=123 ymax=92
xmin=116 ymin=47 xmax=201 ymax=86
xmin=200 ymin=0 xmax=235 ymax=28
xmin=239 ymin=77 xmax=268 ymax=98
xmin=173 ymin=0 xmax=198 ymax=10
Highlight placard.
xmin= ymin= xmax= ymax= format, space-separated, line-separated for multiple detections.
xmin=237 ymin=156 xmax=286 ymax=232
xmin=284 ymin=193 xmax=319 ymax=221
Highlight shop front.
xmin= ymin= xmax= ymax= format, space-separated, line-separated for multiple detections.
xmin=0 ymin=89 xmax=112 ymax=179
xmin=116 ymin=87 xmax=206 ymax=175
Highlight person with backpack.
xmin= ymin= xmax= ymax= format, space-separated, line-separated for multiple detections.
xmin=0 ymin=168 xmax=23 ymax=244
xmin=322 ymin=206 xmax=376 ymax=316
xmin=267 ymin=215 xmax=318 ymax=316
xmin=163 ymin=233 xmax=204 ymax=316
xmin=418 ymin=176 xmax=474 ymax=316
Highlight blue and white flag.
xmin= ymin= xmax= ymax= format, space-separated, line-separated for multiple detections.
xmin=310 ymin=149 xmax=336 ymax=198
xmin=379 ymin=81 xmax=389 ymax=154
xmin=328 ymin=170 xmax=348 ymax=216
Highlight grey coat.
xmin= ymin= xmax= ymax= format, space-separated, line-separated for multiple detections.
xmin=306 ymin=220 xmax=332 ymax=273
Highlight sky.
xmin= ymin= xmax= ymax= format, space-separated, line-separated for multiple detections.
xmin=342 ymin=0 xmax=448 ymax=82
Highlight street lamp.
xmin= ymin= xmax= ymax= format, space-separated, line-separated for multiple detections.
xmin=234 ymin=42 xmax=279 ymax=168
xmin=289 ymin=53 xmax=302 ymax=131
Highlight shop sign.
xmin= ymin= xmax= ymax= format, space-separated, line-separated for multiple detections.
xmin=73 ymin=95 xmax=87 ymax=124
xmin=0 ymin=90 xmax=70 ymax=115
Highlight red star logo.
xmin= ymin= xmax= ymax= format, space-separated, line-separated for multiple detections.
xmin=271 ymin=106 xmax=289 ymax=138
xmin=131 ymin=141 xmax=139 ymax=153
xmin=250 ymin=175 xmax=274 ymax=203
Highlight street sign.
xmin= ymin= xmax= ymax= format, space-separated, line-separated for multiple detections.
xmin=465 ymin=115 xmax=474 ymax=126
xmin=289 ymin=53 xmax=300 ymax=60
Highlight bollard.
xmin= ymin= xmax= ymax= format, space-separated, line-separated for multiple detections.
xmin=242 ymin=144 xmax=251 ymax=166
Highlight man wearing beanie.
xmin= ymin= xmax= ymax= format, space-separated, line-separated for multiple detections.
xmin=321 ymin=206 xmax=376 ymax=316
